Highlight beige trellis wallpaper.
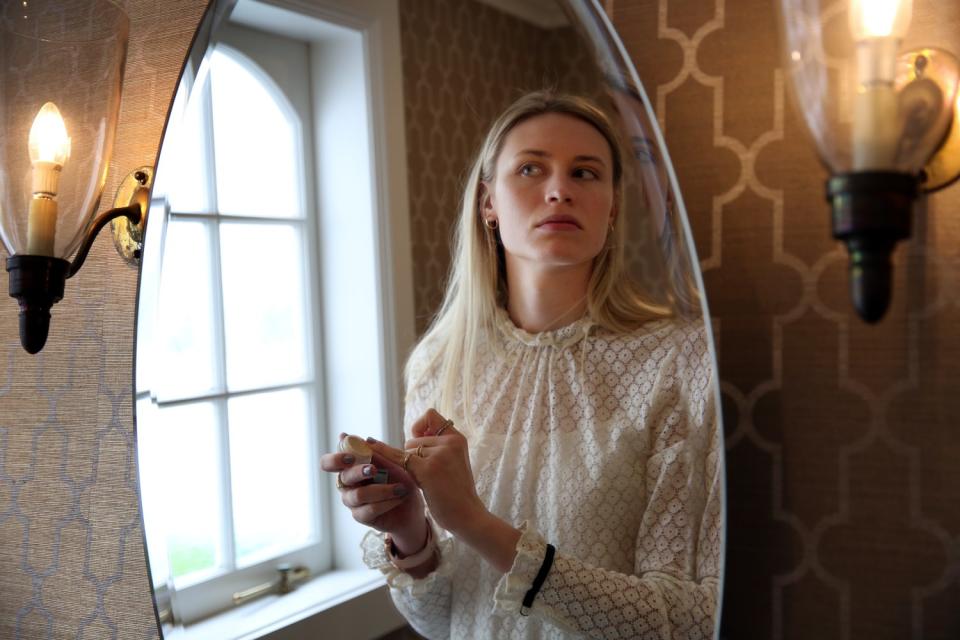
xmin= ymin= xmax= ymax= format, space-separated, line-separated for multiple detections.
xmin=612 ymin=0 xmax=960 ymax=638
xmin=0 ymin=1 xmax=209 ymax=638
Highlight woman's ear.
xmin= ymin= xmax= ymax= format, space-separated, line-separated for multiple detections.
xmin=480 ymin=182 xmax=494 ymax=213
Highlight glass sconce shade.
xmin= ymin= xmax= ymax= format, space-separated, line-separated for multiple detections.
xmin=0 ymin=0 xmax=133 ymax=353
xmin=779 ymin=0 xmax=958 ymax=174
xmin=778 ymin=0 xmax=960 ymax=322
xmin=0 ymin=0 xmax=129 ymax=260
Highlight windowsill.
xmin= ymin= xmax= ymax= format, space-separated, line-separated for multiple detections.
xmin=164 ymin=569 xmax=407 ymax=640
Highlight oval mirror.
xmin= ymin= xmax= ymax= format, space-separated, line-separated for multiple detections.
xmin=134 ymin=0 xmax=726 ymax=637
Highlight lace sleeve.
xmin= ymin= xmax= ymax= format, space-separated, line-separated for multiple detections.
xmin=359 ymin=337 xmax=455 ymax=639
xmin=492 ymin=327 xmax=723 ymax=639
xmin=361 ymin=527 xmax=457 ymax=639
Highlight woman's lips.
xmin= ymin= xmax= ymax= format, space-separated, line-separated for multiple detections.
xmin=536 ymin=216 xmax=581 ymax=230
xmin=537 ymin=221 xmax=580 ymax=231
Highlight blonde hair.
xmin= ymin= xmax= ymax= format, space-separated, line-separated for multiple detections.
xmin=408 ymin=91 xmax=670 ymax=428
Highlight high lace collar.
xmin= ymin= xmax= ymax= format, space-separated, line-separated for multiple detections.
xmin=494 ymin=307 xmax=595 ymax=349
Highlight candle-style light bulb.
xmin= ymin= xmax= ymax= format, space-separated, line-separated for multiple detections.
xmin=849 ymin=0 xmax=913 ymax=170
xmin=29 ymin=102 xmax=71 ymax=167
xmin=26 ymin=102 xmax=71 ymax=255
xmin=849 ymin=0 xmax=912 ymax=40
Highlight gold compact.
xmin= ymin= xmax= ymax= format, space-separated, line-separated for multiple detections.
xmin=339 ymin=435 xmax=388 ymax=483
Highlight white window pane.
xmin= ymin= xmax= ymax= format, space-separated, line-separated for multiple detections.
xmin=135 ymin=197 xmax=169 ymax=395
xmin=137 ymin=397 xmax=171 ymax=589
xmin=137 ymin=399 xmax=227 ymax=585
xmin=158 ymin=66 xmax=215 ymax=213
xmin=220 ymin=222 xmax=311 ymax=390
xmin=210 ymin=47 xmax=303 ymax=218
xmin=227 ymin=388 xmax=316 ymax=567
xmin=154 ymin=220 xmax=220 ymax=400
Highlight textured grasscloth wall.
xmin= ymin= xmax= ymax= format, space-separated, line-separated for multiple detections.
xmin=399 ymin=0 xmax=598 ymax=333
xmin=612 ymin=0 xmax=960 ymax=638
xmin=0 ymin=1 xmax=209 ymax=638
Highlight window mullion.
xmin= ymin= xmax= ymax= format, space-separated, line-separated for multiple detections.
xmin=216 ymin=396 xmax=237 ymax=574
xmin=204 ymin=72 xmax=238 ymax=575
xmin=209 ymin=215 xmax=236 ymax=572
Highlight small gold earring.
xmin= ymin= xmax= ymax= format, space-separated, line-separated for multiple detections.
xmin=485 ymin=218 xmax=498 ymax=230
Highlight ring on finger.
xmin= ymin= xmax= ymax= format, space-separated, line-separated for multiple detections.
xmin=336 ymin=473 xmax=345 ymax=490
xmin=435 ymin=418 xmax=454 ymax=436
xmin=416 ymin=444 xmax=425 ymax=458
xmin=402 ymin=451 xmax=412 ymax=471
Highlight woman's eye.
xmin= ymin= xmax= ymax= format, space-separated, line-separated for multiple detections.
xmin=519 ymin=164 xmax=541 ymax=177
xmin=573 ymin=167 xmax=599 ymax=180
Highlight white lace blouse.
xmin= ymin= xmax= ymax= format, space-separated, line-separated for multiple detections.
xmin=362 ymin=310 xmax=723 ymax=639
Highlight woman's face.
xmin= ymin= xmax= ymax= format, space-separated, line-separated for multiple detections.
xmin=484 ymin=113 xmax=616 ymax=275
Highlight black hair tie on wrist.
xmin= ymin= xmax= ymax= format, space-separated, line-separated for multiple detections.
xmin=520 ymin=543 xmax=556 ymax=616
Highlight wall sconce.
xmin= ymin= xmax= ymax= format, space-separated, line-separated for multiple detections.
xmin=0 ymin=0 xmax=151 ymax=353
xmin=779 ymin=0 xmax=960 ymax=322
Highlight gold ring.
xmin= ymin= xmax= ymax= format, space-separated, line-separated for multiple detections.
xmin=336 ymin=473 xmax=345 ymax=490
xmin=416 ymin=444 xmax=424 ymax=457
xmin=435 ymin=418 xmax=454 ymax=437
xmin=402 ymin=451 xmax=412 ymax=471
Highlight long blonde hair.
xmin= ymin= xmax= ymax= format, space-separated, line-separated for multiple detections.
xmin=408 ymin=91 xmax=669 ymax=427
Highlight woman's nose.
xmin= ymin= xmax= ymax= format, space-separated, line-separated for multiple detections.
xmin=545 ymin=177 xmax=573 ymax=204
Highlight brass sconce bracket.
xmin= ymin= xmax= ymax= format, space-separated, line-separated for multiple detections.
xmin=111 ymin=166 xmax=153 ymax=265
xmin=6 ymin=167 xmax=153 ymax=353
xmin=922 ymin=102 xmax=960 ymax=193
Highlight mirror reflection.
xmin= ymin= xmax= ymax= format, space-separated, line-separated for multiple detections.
xmin=135 ymin=0 xmax=724 ymax=637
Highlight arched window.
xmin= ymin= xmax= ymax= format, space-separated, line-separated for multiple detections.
xmin=139 ymin=41 xmax=324 ymax=619
xmin=135 ymin=1 xmax=413 ymax=631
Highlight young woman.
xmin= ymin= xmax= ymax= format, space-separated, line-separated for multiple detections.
xmin=321 ymin=91 xmax=721 ymax=639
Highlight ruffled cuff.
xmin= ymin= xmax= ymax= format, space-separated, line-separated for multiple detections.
xmin=492 ymin=521 xmax=549 ymax=614
xmin=360 ymin=525 xmax=455 ymax=594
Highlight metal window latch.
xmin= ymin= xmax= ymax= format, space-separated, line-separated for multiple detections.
xmin=232 ymin=563 xmax=310 ymax=606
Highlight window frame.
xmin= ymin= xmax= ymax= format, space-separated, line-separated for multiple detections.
xmin=137 ymin=0 xmax=414 ymax=635
xmin=144 ymin=38 xmax=328 ymax=621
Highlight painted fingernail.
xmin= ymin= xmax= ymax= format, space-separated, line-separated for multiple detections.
xmin=342 ymin=454 xmax=355 ymax=464
xmin=362 ymin=465 xmax=375 ymax=477
xmin=393 ymin=485 xmax=408 ymax=497
xmin=366 ymin=437 xmax=378 ymax=444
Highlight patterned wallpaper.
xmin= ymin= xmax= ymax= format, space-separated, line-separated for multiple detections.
xmin=0 ymin=1 xmax=209 ymax=638
xmin=611 ymin=0 xmax=960 ymax=638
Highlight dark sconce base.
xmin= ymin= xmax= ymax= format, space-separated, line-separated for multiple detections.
xmin=826 ymin=171 xmax=919 ymax=323
xmin=6 ymin=255 xmax=70 ymax=354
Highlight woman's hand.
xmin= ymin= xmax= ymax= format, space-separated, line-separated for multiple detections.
xmin=319 ymin=434 xmax=427 ymax=553
xmin=367 ymin=410 xmax=522 ymax=573
xmin=366 ymin=410 xmax=486 ymax=536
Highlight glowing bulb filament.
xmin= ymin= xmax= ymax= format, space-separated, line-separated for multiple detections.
xmin=28 ymin=102 xmax=71 ymax=167
xmin=849 ymin=0 xmax=912 ymax=41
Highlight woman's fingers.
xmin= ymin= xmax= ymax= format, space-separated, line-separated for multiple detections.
xmin=339 ymin=463 xmax=380 ymax=486
xmin=365 ymin=438 xmax=408 ymax=467
xmin=319 ymin=451 xmax=359 ymax=472
xmin=349 ymin=496 xmax=408 ymax=527
xmin=411 ymin=408 xmax=456 ymax=438
xmin=404 ymin=435 xmax=456 ymax=450
xmin=366 ymin=438 xmax=428 ymax=483
xmin=341 ymin=483 xmax=409 ymax=509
